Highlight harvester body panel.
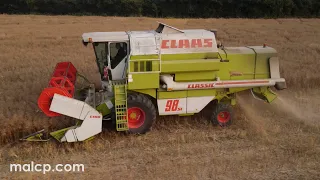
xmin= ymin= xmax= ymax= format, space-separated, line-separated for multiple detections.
xmin=157 ymin=96 xmax=215 ymax=115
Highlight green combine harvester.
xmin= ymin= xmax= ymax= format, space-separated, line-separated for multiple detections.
xmin=22 ymin=22 xmax=286 ymax=142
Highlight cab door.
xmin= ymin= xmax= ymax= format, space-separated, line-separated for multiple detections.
xmin=107 ymin=42 xmax=129 ymax=81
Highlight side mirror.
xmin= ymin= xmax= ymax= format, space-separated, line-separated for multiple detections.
xmin=82 ymin=40 xmax=88 ymax=47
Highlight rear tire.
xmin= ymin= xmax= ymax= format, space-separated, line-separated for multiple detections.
xmin=210 ymin=103 xmax=233 ymax=127
xmin=127 ymin=93 xmax=156 ymax=134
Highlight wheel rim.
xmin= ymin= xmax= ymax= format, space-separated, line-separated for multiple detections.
xmin=217 ymin=111 xmax=231 ymax=123
xmin=127 ymin=107 xmax=146 ymax=128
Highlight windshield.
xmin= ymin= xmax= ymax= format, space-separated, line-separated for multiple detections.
xmin=93 ymin=42 xmax=108 ymax=76
xmin=93 ymin=42 xmax=129 ymax=79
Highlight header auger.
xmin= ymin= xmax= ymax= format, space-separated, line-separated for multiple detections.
xmin=21 ymin=22 xmax=286 ymax=142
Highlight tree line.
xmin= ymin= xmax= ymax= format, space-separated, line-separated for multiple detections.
xmin=1 ymin=0 xmax=319 ymax=18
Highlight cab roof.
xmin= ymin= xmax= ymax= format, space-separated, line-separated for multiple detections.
xmin=82 ymin=31 xmax=129 ymax=43
xmin=82 ymin=22 xmax=216 ymax=43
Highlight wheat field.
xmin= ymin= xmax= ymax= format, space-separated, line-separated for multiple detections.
xmin=0 ymin=15 xmax=320 ymax=179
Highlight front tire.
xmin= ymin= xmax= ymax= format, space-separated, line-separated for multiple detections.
xmin=127 ymin=93 xmax=156 ymax=134
xmin=210 ymin=103 xmax=233 ymax=127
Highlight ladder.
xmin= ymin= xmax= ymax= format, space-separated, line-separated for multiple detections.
xmin=113 ymin=81 xmax=129 ymax=131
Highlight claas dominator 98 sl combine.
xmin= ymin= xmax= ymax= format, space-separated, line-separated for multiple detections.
xmin=23 ymin=22 xmax=286 ymax=142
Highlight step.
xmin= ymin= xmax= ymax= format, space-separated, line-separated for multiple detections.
xmin=113 ymin=83 xmax=129 ymax=131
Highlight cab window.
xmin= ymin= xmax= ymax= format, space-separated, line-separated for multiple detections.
xmin=93 ymin=42 xmax=108 ymax=75
xmin=109 ymin=42 xmax=128 ymax=69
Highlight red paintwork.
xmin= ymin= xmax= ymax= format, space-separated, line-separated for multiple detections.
xmin=217 ymin=111 xmax=231 ymax=123
xmin=127 ymin=107 xmax=146 ymax=129
xmin=38 ymin=62 xmax=77 ymax=117
xmin=161 ymin=39 xmax=213 ymax=49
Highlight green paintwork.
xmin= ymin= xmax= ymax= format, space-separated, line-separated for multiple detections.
xmin=218 ymin=49 xmax=227 ymax=59
xmin=50 ymin=126 xmax=76 ymax=142
xmin=130 ymin=55 xmax=159 ymax=60
xmin=113 ymin=83 xmax=129 ymax=131
xmin=24 ymin=136 xmax=48 ymax=142
xmin=162 ymin=53 xmax=219 ymax=60
xmin=96 ymin=97 xmax=115 ymax=116
xmin=22 ymin=131 xmax=49 ymax=142
xmin=156 ymin=88 xmax=230 ymax=102
xmin=129 ymin=47 xmax=279 ymax=103
xmin=222 ymin=47 xmax=256 ymax=80
xmin=127 ymin=46 xmax=277 ymax=90
xmin=248 ymin=46 xmax=277 ymax=79
xmin=130 ymin=55 xmax=221 ymax=73
xmin=161 ymin=59 xmax=220 ymax=73
xmin=131 ymin=53 xmax=219 ymax=61
xmin=128 ymin=73 xmax=159 ymax=90
xmin=131 ymin=88 xmax=237 ymax=102
xmin=130 ymin=89 xmax=157 ymax=99
xmin=129 ymin=59 xmax=160 ymax=72
xmin=228 ymin=87 xmax=251 ymax=93
xmin=175 ymin=71 xmax=217 ymax=82
xmin=158 ymin=90 xmax=187 ymax=99
xmin=90 ymin=41 xmax=279 ymax=108
xmin=231 ymin=98 xmax=236 ymax=106
xmin=252 ymin=87 xmax=277 ymax=103
xmin=187 ymin=89 xmax=217 ymax=97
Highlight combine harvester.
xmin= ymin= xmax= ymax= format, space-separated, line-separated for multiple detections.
xmin=22 ymin=22 xmax=286 ymax=142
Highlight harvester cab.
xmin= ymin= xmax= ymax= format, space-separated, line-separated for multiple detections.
xmin=90 ymin=40 xmax=129 ymax=82
xmin=21 ymin=22 xmax=286 ymax=143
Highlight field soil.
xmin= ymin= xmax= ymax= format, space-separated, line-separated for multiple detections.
xmin=0 ymin=15 xmax=319 ymax=179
